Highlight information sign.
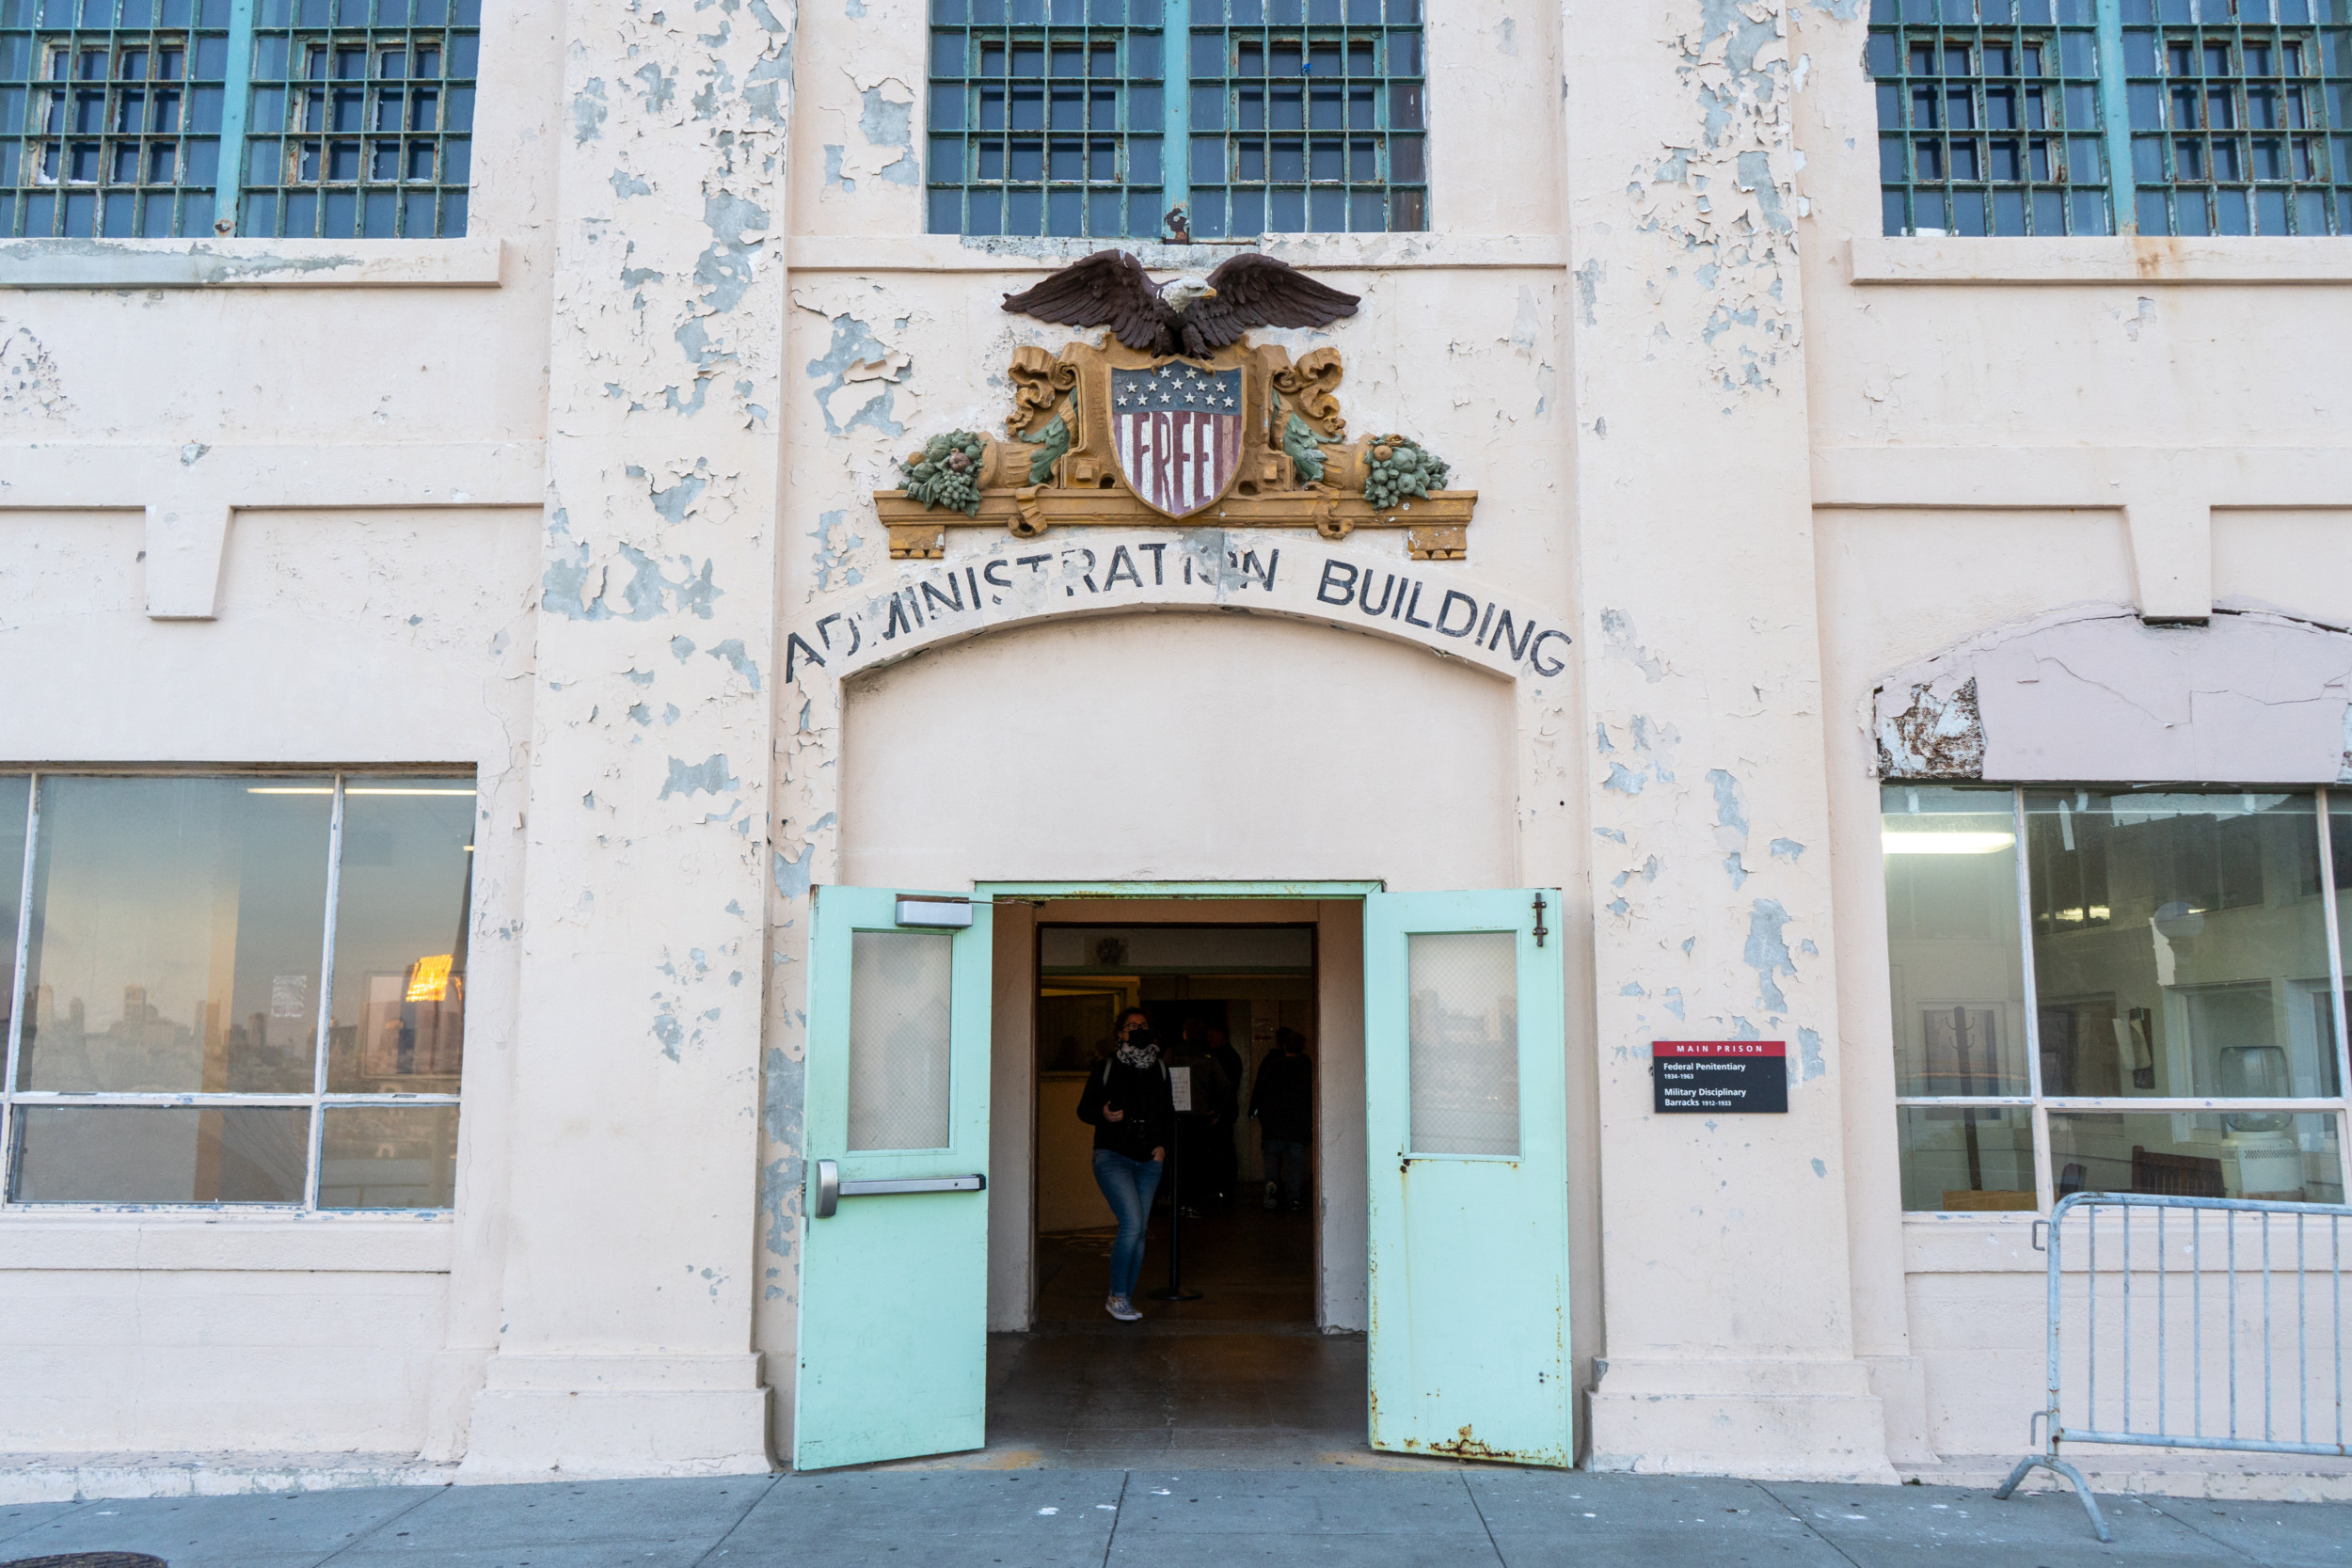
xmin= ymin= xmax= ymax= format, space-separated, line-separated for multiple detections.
xmin=1652 ymin=1039 xmax=1788 ymax=1114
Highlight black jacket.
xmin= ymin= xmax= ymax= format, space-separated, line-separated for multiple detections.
xmin=1249 ymin=1049 xmax=1313 ymax=1144
xmin=1207 ymin=1041 xmax=1244 ymax=1120
xmin=1078 ymin=1056 xmax=1175 ymax=1163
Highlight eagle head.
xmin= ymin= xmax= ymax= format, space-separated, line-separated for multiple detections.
xmin=1157 ymin=273 xmax=1219 ymax=313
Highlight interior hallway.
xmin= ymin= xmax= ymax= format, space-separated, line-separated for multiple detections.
xmin=942 ymin=1206 xmax=1374 ymax=1469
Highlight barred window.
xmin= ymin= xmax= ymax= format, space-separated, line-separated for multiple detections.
xmin=1886 ymin=785 xmax=2351 ymax=1212
xmin=0 ymin=0 xmax=476 ymax=241
xmin=927 ymin=0 xmax=1426 ymax=242
xmin=1869 ymin=0 xmax=2352 ymax=237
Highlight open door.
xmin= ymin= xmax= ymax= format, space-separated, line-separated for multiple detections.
xmin=793 ymin=886 xmax=993 ymax=1470
xmin=1364 ymin=889 xmax=1572 ymax=1465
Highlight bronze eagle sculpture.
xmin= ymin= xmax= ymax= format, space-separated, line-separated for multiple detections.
xmin=1001 ymin=249 xmax=1359 ymax=359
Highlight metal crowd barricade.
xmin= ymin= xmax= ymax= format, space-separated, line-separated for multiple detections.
xmin=1998 ymin=1191 xmax=2350 ymax=1542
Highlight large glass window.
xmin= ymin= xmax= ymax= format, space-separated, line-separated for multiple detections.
xmin=1868 ymin=0 xmax=2352 ymax=238
xmin=0 ymin=0 xmax=477 ymax=241
xmin=0 ymin=770 xmax=474 ymax=1210
xmin=1886 ymin=784 xmax=2350 ymax=1212
xmin=926 ymin=0 xmax=1427 ymax=241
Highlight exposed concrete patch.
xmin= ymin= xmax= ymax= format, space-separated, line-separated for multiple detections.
xmin=1874 ymin=607 xmax=2352 ymax=784
xmin=1875 ymin=674 xmax=1984 ymax=779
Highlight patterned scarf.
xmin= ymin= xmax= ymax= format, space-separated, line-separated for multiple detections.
xmin=1114 ymin=1034 xmax=1161 ymax=1072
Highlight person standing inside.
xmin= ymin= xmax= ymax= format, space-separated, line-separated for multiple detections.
xmin=1078 ymin=1007 xmax=1174 ymax=1322
xmin=1249 ymin=1027 xmax=1314 ymax=1212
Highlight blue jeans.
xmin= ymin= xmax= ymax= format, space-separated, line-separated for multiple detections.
xmin=1091 ymin=1148 xmax=1164 ymax=1299
xmin=1262 ymin=1137 xmax=1309 ymax=1207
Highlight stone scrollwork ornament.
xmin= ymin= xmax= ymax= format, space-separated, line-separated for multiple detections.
xmin=875 ymin=249 xmax=1475 ymax=562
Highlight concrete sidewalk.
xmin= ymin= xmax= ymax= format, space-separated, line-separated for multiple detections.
xmin=5 ymin=1469 xmax=2352 ymax=1568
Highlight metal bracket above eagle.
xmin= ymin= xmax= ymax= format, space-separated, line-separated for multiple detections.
xmin=875 ymin=250 xmax=1476 ymax=562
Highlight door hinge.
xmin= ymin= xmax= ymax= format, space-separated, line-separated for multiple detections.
xmin=1532 ymin=892 xmax=1549 ymax=948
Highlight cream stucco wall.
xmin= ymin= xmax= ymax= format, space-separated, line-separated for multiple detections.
xmin=838 ymin=612 xmax=1519 ymax=891
xmin=0 ymin=0 xmax=2342 ymax=1490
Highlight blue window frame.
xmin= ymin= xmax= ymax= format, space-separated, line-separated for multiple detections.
xmin=0 ymin=0 xmax=476 ymax=241
xmin=1872 ymin=0 xmax=2352 ymax=237
xmin=927 ymin=0 xmax=1426 ymax=241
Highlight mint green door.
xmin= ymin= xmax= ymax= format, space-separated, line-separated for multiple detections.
xmin=792 ymin=886 xmax=993 ymax=1471
xmin=1364 ymin=889 xmax=1573 ymax=1465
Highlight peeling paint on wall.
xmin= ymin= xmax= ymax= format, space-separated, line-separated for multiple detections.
xmin=0 ymin=319 xmax=72 ymax=421
xmin=1625 ymin=0 xmax=1800 ymax=401
xmin=803 ymin=309 xmax=912 ymax=438
xmin=1875 ymin=674 xmax=1984 ymax=779
xmin=1600 ymin=608 xmax=1667 ymax=682
xmin=1743 ymin=899 xmax=1794 ymax=1014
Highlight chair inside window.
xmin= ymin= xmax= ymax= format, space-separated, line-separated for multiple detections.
xmin=2130 ymin=1146 xmax=2224 ymax=1198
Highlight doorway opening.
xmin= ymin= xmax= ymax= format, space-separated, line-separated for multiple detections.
xmin=985 ymin=905 xmax=1372 ymax=1467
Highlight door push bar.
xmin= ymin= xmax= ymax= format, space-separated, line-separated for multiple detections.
xmin=808 ymin=1159 xmax=985 ymax=1219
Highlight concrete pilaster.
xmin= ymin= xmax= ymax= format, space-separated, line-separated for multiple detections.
xmin=1562 ymin=0 xmax=1895 ymax=1481
xmin=460 ymin=0 xmax=796 ymax=1480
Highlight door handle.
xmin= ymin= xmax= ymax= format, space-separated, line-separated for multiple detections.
xmin=808 ymin=1162 xmax=983 ymax=1219
xmin=839 ymin=1175 xmax=986 ymax=1197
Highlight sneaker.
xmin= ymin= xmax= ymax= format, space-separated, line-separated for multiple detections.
xmin=1105 ymin=1295 xmax=1143 ymax=1323
xmin=1263 ymin=1183 xmax=1279 ymax=1211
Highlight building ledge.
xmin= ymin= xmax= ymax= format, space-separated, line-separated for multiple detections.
xmin=1903 ymin=1212 xmax=2045 ymax=1274
xmin=0 ymin=236 xmax=503 ymax=289
xmin=1848 ymin=234 xmax=2352 ymax=285
xmin=787 ymin=231 xmax=1565 ymax=273
xmin=0 ymin=1451 xmax=457 ymax=1505
xmin=0 ymin=1212 xmax=455 ymax=1272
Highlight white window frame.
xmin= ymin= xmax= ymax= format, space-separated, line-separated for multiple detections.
xmin=1892 ymin=782 xmax=2352 ymax=1214
xmin=0 ymin=768 xmax=469 ymax=1216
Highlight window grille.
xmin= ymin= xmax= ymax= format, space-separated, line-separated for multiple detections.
xmin=926 ymin=0 xmax=1427 ymax=242
xmin=1869 ymin=0 xmax=2352 ymax=237
xmin=0 ymin=0 xmax=475 ymax=241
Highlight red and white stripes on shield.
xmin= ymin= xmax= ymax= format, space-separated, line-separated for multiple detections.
xmin=1114 ymin=408 xmax=1242 ymax=516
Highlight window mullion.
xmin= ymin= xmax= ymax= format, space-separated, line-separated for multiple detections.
xmin=2318 ymin=786 xmax=2352 ymax=1166
xmin=0 ymin=773 xmax=38 ymax=1211
xmin=305 ymin=770 xmax=345 ymax=1212
xmin=1164 ymin=0 xmax=1190 ymax=235
xmin=2096 ymin=0 xmax=2138 ymax=232
xmin=2014 ymin=782 xmax=2058 ymax=1210
xmin=214 ymin=0 xmax=256 ymax=235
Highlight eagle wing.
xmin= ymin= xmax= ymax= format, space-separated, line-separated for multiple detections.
xmin=1001 ymin=249 xmax=1168 ymax=354
xmin=1185 ymin=254 xmax=1361 ymax=350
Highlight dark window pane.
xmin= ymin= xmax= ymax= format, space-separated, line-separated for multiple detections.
xmin=326 ymin=777 xmax=474 ymax=1094
xmin=19 ymin=776 xmax=331 ymax=1094
xmin=11 ymin=1105 xmax=310 ymax=1204
xmin=320 ymin=1104 xmax=456 ymax=1209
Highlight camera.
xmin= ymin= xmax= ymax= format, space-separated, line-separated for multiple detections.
xmin=1127 ymin=1028 xmax=1156 ymax=1048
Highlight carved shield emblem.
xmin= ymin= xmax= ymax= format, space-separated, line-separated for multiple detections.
xmin=1111 ymin=363 xmax=1244 ymax=518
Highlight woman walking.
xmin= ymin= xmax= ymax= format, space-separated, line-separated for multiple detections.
xmin=1077 ymin=1007 xmax=1173 ymax=1322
